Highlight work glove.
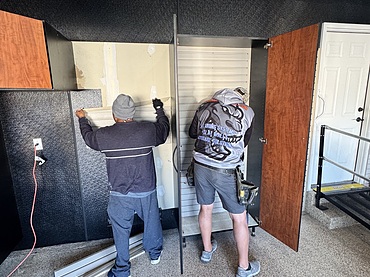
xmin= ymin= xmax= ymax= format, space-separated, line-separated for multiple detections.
xmin=152 ymin=98 xmax=163 ymax=110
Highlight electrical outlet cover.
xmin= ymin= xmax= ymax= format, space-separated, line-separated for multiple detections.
xmin=33 ymin=138 xmax=43 ymax=150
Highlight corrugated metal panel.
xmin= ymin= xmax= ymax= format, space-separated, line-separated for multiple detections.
xmin=177 ymin=45 xmax=251 ymax=224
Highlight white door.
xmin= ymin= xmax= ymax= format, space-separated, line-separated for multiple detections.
xmin=307 ymin=23 xmax=370 ymax=187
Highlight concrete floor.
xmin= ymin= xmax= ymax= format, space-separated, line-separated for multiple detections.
xmin=1 ymin=214 xmax=370 ymax=277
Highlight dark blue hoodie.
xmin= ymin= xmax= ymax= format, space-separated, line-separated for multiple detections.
xmin=78 ymin=108 xmax=169 ymax=194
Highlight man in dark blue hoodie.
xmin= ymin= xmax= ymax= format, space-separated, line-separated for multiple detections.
xmin=189 ymin=88 xmax=260 ymax=277
xmin=75 ymin=94 xmax=169 ymax=277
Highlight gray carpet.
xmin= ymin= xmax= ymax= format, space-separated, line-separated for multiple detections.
xmin=1 ymin=214 xmax=370 ymax=277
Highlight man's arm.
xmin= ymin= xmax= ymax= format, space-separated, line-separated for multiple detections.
xmin=243 ymin=117 xmax=255 ymax=147
xmin=75 ymin=109 xmax=100 ymax=151
xmin=152 ymin=99 xmax=170 ymax=145
xmin=188 ymin=113 xmax=198 ymax=139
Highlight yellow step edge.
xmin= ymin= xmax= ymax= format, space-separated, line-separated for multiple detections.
xmin=313 ymin=183 xmax=364 ymax=192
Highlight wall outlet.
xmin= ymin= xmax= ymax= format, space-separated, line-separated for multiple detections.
xmin=33 ymin=138 xmax=43 ymax=150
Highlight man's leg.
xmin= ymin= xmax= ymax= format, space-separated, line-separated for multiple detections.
xmin=139 ymin=191 xmax=163 ymax=261
xmin=194 ymin=163 xmax=217 ymax=262
xmin=199 ymin=204 xmax=214 ymax=252
xmin=230 ymin=210 xmax=249 ymax=269
xmin=107 ymin=194 xmax=135 ymax=277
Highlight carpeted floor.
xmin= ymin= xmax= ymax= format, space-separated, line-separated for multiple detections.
xmin=1 ymin=214 xmax=370 ymax=277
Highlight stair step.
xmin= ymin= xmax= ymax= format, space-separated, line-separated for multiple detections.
xmin=305 ymin=191 xmax=359 ymax=229
xmin=326 ymin=193 xmax=370 ymax=229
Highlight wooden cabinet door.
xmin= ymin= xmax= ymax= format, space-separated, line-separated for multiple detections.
xmin=0 ymin=11 xmax=52 ymax=89
xmin=259 ymin=24 xmax=319 ymax=251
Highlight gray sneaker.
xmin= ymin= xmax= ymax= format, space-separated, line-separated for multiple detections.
xmin=200 ymin=239 xmax=217 ymax=263
xmin=236 ymin=261 xmax=260 ymax=277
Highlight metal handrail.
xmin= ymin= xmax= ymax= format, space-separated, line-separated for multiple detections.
xmin=323 ymin=157 xmax=370 ymax=183
xmin=324 ymin=125 xmax=370 ymax=143
xmin=315 ymin=125 xmax=370 ymax=209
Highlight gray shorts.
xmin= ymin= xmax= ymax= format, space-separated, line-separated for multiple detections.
xmin=194 ymin=162 xmax=246 ymax=214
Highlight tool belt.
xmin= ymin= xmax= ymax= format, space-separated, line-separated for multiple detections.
xmin=186 ymin=159 xmax=235 ymax=186
xmin=193 ymin=159 xmax=235 ymax=175
xmin=187 ymin=161 xmax=259 ymax=206
xmin=235 ymin=165 xmax=259 ymax=206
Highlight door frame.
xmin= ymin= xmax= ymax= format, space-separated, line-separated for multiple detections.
xmin=306 ymin=22 xmax=370 ymax=190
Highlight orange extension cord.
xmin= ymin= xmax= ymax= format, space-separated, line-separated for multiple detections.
xmin=7 ymin=146 xmax=38 ymax=277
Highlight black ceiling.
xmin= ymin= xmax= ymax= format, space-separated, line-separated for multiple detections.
xmin=1 ymin=0 xmax=370 ymax=43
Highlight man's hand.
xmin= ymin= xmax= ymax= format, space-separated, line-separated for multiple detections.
xmin=75 ymin=109 xmax=86 ymax=118
xmin=152 ymin=98 xmax=163 ymax=110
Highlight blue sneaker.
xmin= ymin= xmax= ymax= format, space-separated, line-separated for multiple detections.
xmin=107 ymin=270 xmax=131 ymax=277
xmin=150 ymin=251 xmax=162 ymax=265
xmin=200 ymin=239 xmax=217 ymax=263
xmin=236 ymin=261 xmax=260 ymax=277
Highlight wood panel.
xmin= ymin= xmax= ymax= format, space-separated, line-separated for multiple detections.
xmin=259 ymin=24 xmax=319 ymax=251
xmin=0 ymin=11 xmax=52 ymax=89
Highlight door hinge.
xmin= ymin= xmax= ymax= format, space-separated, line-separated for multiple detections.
xmin=264 ymin=42 xmax=272 ymax=49
xmin=259 ymin=137 xmax=267 ymax=144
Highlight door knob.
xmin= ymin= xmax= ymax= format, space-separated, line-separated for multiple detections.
xmin=259 ymin=137 xmax=267 ymax=144
xmin=358 ymin=107 xmax=364 ymax=112
xmin=356 ymin=117 xmax=364 ymax=122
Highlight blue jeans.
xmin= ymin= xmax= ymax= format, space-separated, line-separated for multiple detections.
xmin=107 ymin=190 xmax=163 ymax=277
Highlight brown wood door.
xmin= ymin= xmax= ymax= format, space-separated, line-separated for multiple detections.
xmin=259 ymin=24 xmax=319 ymax=251
xmin=0 ymin=11 xmax=52 ymax=89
